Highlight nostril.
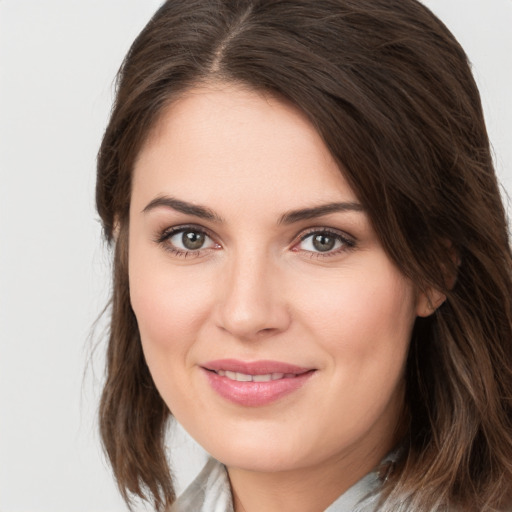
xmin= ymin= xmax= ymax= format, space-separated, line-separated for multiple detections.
xmin=257 ymin=327 xmax=276 ymax=336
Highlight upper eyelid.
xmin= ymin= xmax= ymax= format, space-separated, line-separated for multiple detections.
xmin=296 ymin=226 xmax=355 ymax=242
xmin=158 ymin=224 xmax=215 ymax=239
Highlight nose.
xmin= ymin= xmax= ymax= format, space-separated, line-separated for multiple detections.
xmin=214 ymin=250 xmax=291 ymax=341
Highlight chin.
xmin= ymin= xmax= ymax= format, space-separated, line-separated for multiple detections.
xmin=204 ymin=427 xmax=349 ymax=475
xmin=190 ymin=420 xmax=310 ymax=472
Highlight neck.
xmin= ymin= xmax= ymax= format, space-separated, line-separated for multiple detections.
xmin=227 ymin=442 xmax=391 ymax=512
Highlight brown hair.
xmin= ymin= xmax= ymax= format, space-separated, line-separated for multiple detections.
xmin=96 ymin=1 xmax=512 ymax=510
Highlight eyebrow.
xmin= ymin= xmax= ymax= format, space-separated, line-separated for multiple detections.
xmin=142 ymin=195 xmax=364 ymax=224
xmin=142 ymin=196 xmax=224 ymax=223
xmin=278 ymin=202 xmax=364 ymax=224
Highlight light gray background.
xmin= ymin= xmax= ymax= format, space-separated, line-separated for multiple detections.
xmin=0 ymin=1 xmax=510 ymax=511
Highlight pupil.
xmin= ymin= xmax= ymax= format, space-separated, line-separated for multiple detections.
xmin=182 ymin=231 xmax=205 ymax=250
xmin=313 ymin=234 xmax=335 ymax=252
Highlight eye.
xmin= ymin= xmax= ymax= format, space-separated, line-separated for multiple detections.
xmin=295 ymin=229 xmax=355 ymax=255
xmin=157 ymin=226 xmax=219 ymax=256
xmin=174 ymin=230 xmax=209 ymax=250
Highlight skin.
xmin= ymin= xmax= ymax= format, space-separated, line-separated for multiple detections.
xmin=128 ymin=83 xmax=433 ymax=512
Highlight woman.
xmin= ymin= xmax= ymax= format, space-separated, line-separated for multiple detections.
xmin=96 ymin=0 xmax=512 ymax=510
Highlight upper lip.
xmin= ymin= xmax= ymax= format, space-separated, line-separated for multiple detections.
xmin=202 ymin=359 xmax=313 ymax=375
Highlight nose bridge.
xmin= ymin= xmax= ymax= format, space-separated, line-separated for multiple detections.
xmin=216 ymin=244 xmax=289 ymax=339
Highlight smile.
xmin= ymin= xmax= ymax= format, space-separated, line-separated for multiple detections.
xmin=202 ymin=359 xmax=316 ymax=407
xmin=214 ymin=370 xmax=300 ymax=382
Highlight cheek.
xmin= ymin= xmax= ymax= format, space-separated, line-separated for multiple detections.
xmin=292 ymin=261 xmax=416 ymax=375
xmin=128 ymin=249 xmax=215 ymax=414
xmin=291 ymin=264 xmax=415 ymax=442
xmin=128 ymin=241 xmax=212 ymax=358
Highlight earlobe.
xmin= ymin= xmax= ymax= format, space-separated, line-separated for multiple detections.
xmin=416 ymin=288 xmax=446 ymax=318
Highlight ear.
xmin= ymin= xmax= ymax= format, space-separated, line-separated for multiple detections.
xmin=112 ymin=216 xmax=121 ymax=242
xmin=416 ymin=287 xmax=446 ymax=318
xmin=416 ymin=240 xmax=459 ymax=317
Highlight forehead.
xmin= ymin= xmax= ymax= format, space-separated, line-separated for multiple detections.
xmin=131 ymin=83 xmax=357 ymax=215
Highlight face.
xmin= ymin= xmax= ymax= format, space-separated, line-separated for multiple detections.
xmin=129 ymin=83 xmax=426 ymax=475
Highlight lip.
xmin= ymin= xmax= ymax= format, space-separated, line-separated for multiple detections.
xmin=201 ymin=359 xmax=316 ymax=407
xmin=203 ymin=359 xmax=312 ymax=375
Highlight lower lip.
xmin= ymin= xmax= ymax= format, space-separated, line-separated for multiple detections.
xmin=202 ymin=369 xmax=315 ymax=407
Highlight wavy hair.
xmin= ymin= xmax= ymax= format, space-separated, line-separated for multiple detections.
xmin=96 ymin=1 xmax=512 ymax=510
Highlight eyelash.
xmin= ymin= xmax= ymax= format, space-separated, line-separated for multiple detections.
xmin=293 ymin=228 xmax=356 ymax=258
xmin=155 ymin=225 xmax=219 ymax=258
xmin=155 ymin=225 xmax=356 ymax=258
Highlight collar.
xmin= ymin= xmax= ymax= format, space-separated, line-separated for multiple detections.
xmin=169 ymin=452 xmax=399 ymax=512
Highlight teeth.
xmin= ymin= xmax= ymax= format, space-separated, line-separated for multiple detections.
xmin=225 ymin=370 xmax=251 ymax=382
xmin=216 ymin=370 xmax=289 ymax=382
xmin=252 ymin=374 xmax=272 ymax=382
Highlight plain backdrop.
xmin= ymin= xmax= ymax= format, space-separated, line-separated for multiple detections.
xmin=0 ymin=1 xmax=510 ymax=511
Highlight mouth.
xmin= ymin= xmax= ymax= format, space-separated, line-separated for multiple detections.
xmin=201 ymin=359 xmax=316 ymax=407
xmin=212 ymin=370 xmax=304 ymax=382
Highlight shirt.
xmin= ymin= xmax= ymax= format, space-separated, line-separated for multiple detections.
xmin=169 ymin=456 xmax=390 ymax=512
